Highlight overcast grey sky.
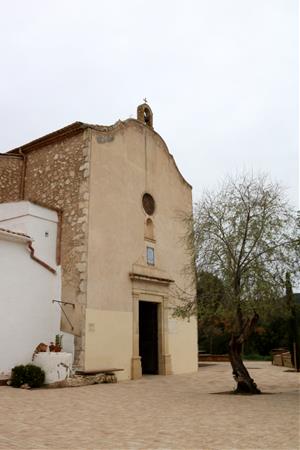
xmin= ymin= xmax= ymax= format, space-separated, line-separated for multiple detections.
xmin=0 ymin=0 xmax=298 ymax=206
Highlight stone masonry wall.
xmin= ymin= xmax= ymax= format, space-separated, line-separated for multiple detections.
xmin=24 ymin=131 xmax=91 ymax=367
xmin=0 ymin=156 xmax=23 ymax=202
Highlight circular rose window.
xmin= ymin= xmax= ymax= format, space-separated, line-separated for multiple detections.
xmin=142 ymin=193 xmax=155 ymax=215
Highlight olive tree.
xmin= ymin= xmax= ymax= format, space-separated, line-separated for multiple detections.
xmin=175 ymin=174 xmax=299 ymax=394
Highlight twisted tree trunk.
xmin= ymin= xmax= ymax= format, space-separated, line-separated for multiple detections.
xmin=228 ymin=312 xmax=261 ymax=394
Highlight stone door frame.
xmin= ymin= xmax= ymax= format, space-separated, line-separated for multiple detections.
xmin=130 ymin=282 xmax=173 ymax=379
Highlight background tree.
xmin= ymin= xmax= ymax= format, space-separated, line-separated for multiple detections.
xmin=195 ymin=271 xmax=229 ymax=354
xmin=286 ymin=273 xmax=300 ymax=371
xmin=175 ymin=174 xmax=299 ymax=394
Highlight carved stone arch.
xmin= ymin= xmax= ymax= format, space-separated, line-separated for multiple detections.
xmin=137 ymin=103 xmax=153 ymax=128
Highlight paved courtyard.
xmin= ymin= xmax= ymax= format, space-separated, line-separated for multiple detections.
xmin=0 ymin=361 xmax=299 ymax=450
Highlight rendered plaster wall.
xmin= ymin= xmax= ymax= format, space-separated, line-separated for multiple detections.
xmin=22 ymin=132 xmax=91 ymax=366
xmin=86 ymin=121 xmax=198 ymax=376
xmin=0 ymin=156 xmax=23 ymax=202
xmin=85 ymin=308 xmax=132 ymax=380
xmin=0 ymin=210 xmax=61 ymax=373
xmin=0 ymin=201 xmax=58 ymax=268
xmin=168 ymin=316 xmax=198 ymax=374
xmin=0 ymin=238 xmax=61 ymax=373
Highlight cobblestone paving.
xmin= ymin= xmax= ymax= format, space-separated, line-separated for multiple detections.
xmin=0 ymin=362 xmax=299 ymax=450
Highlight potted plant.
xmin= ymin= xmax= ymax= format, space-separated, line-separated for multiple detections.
xmin=49 ymin=342 xmax=56 ymax=352
xmin=54 ymin=334 xmax=63 ymax=352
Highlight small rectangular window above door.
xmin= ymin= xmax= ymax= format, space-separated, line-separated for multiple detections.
xmin=146 ymin=246 xmax=155 ymax=265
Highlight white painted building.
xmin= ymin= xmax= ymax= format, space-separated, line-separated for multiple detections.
xmin=0 ymin=201 xmax=71 ymax=374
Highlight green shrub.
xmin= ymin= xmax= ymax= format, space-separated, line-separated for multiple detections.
xmin=10 ymin=365 xmax=27 ymax=387
xmin=11 ymin=364 xmax=45 ymax=388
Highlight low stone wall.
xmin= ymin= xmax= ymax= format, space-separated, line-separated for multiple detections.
xmin=0 ymin=374 xmax=10 ymax=386
xmin=45 ymin=372 xmax=117 ymax=388
xmin=272 ymin=352 xmax=293 ymax=368
xmin=33 ymin=352 xmax=73 ymax=384
xmin=199 ymin=354 xmax=230 ymax=362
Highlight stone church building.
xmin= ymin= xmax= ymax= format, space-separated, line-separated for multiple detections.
xmin=0 ymin=103 xmax=197 ymax=380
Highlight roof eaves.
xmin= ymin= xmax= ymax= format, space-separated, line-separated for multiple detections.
xmin=2 ymin=117 xmax=193 ymax=190
xmin=0 ymin=154 xmax=23 ymax=159
xmin=0 ymin=228 xmax=31 ymax=243
xmin=6 ymin=122 xmax=89 ymax=155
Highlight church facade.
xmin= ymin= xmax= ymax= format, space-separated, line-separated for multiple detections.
xmin=0 ymin=104 xmax=198 ymax=380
